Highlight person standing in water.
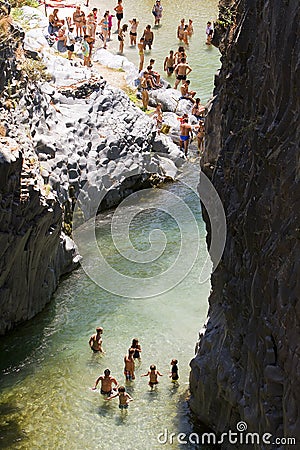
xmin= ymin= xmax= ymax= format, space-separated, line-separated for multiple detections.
xmin=92 ymin=369 xmax=118 ymax=395
xmin=114 ymin=0 xmax=123 ymax=31
xmin=206 ymin=21 xmax=214 ymax=45
xmin=130 ymin=338 xmax=142 ymax=359
xmin=124 ymin=348 xmax=135 ymax=381
xmin=138 ymin=37 xmax=145 ymax=71
xmin=164 ymin=50 xmax=175 ymax=76
xmin=89 ymin=327 xmax=104 ymax=353
xmin=142 ymin=24 xmax=154 ymax=50
xmin=153 ymin=0 xmax=163 ymax=26
xmin=141 ymin=364 xmax=163 ymax=389
xmin=129 ymin=18 xmax=139 ymax=46
xmin=169 ymin=359 xmax=179 ymax=382
xmin=118 ymin=23 xmax=128 ymax=54
xmin=106 ymin=386 xmax=133 ymax=410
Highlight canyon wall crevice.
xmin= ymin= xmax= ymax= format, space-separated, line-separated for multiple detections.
xmin=190 ymin=0 xmax=300 ymax=446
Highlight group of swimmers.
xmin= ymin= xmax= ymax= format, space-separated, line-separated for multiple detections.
xmin=89 ymin=327 xmax=179 ymax=411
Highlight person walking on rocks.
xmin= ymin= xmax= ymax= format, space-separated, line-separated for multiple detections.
xmin=92 ymin=369 xmax=118 ymax=395
xmin=86 ymin=12 xmax=96 ymax=39
xmin=179 ymin=117 xmax=193 ymax=156
xmin=174 ymin=57 xmax=192 ymax=89
xmin=89 ymin=327 xmax=105 ymax=353
xmin=114 ymin=0 xmax=123 ymax=31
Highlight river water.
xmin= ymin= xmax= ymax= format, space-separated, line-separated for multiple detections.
xmin=0 ymin=1 xmax=220 ymax=449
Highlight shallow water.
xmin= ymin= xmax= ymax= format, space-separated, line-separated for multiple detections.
xmin=92 ymin=0 xmax=220 ymax=102
xmin=0 ymin=2 xmax=221 ymax=449
xmin=0 ymin=165 xmax=214 ymax=450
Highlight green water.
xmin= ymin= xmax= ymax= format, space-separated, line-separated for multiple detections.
xmin=93 ymin=0 xmax=220 ymax=102
xmin=0 ymin=168 xmax=212 ymax=450
xmin=0 ymin=1 xmax=221 ymax=449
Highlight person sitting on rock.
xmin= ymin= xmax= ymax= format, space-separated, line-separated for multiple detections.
xmin=180 ymin=80 xmax=196 ymax=103
xmin=192 ymin=98 xmax=206 ymax=120
xmin=48 ymin=8 xmax=64 ymax=35
xmin=147 ymin=65 xmax=162 ymax=88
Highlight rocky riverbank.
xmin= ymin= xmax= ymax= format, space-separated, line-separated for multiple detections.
xmin=0 ymin=2 xmax=185 ymax=334
xmin=190 ymin=0 xmax=300 ymax=446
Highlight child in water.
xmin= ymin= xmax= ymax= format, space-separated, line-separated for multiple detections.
xmin=130 ymin=338 xmax=142 ymax=360
xmin=106 ymin=386 xmax=133 ymax=410
xmin=169 ymin=359 xmax=179 ymax=382
xmin=141 ymin=364 xmax=163 ymax=389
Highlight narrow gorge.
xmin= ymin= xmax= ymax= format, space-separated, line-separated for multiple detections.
xmin=190 ymin=0 xmax=300 ymax=446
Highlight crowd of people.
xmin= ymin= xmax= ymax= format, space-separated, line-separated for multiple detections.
xmin=89 ymin=327 xmax=179 ymax=411
xmin=46 ymin=2 xmax=214 ymax=155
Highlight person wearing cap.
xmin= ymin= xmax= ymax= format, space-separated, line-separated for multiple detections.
xmin=65 ymin=25 xmax=76 ymax=60
xmin=89 ymin=327 xmax=105 ymax=353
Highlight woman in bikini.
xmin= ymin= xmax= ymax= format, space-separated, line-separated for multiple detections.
xmin=99 ymin=12 xmax=109 ymax=49
xmin=118 ymin=23 xmax=128 ymax=54
xmin=129 ymin=18 xmax=139 ymax=46
xmin=73 ymin=5 xmax=85 ymax=39
xmin=138 ymin=37 xmax=145 ymax=71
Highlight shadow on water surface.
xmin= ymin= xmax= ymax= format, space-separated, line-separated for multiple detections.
xmin=0 ymin=296 xmax=58 ymax=380
xmin=0 ymin=402 xmax=27 ymax=449
xmin=175 ymin=394 xmax=221 ymax=450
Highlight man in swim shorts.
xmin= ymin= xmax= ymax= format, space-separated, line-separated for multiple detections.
xmin=124 ymin=348 xmax=135 ymax=381
xmin=89 ymin=327 xmax=104 ymax=353
xmin=174 ymin=57 xmax=192 ymax=89
xmin=179 ymin=117 xmax=193 ymax=156
xmin=92 ymin=368 xmax=118 ymax=395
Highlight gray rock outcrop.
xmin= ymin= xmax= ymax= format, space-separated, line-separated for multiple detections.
xmin=0 ymin=3 xmax=185 ymax=334
xmin=190 ymin=0 xmax=300 ymax=447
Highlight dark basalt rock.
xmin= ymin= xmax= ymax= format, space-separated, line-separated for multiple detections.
xmin=190 ymin=0 xmax=300 ymax=446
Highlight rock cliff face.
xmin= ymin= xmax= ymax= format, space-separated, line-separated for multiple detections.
xmin=190 ymin=0 xmax=300 ymax=446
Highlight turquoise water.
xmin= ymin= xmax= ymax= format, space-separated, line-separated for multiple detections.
xmin=0 ymin=168 xmax=212 ymax=450
xmin=0 ymin=1 xmax=221 ymax=449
